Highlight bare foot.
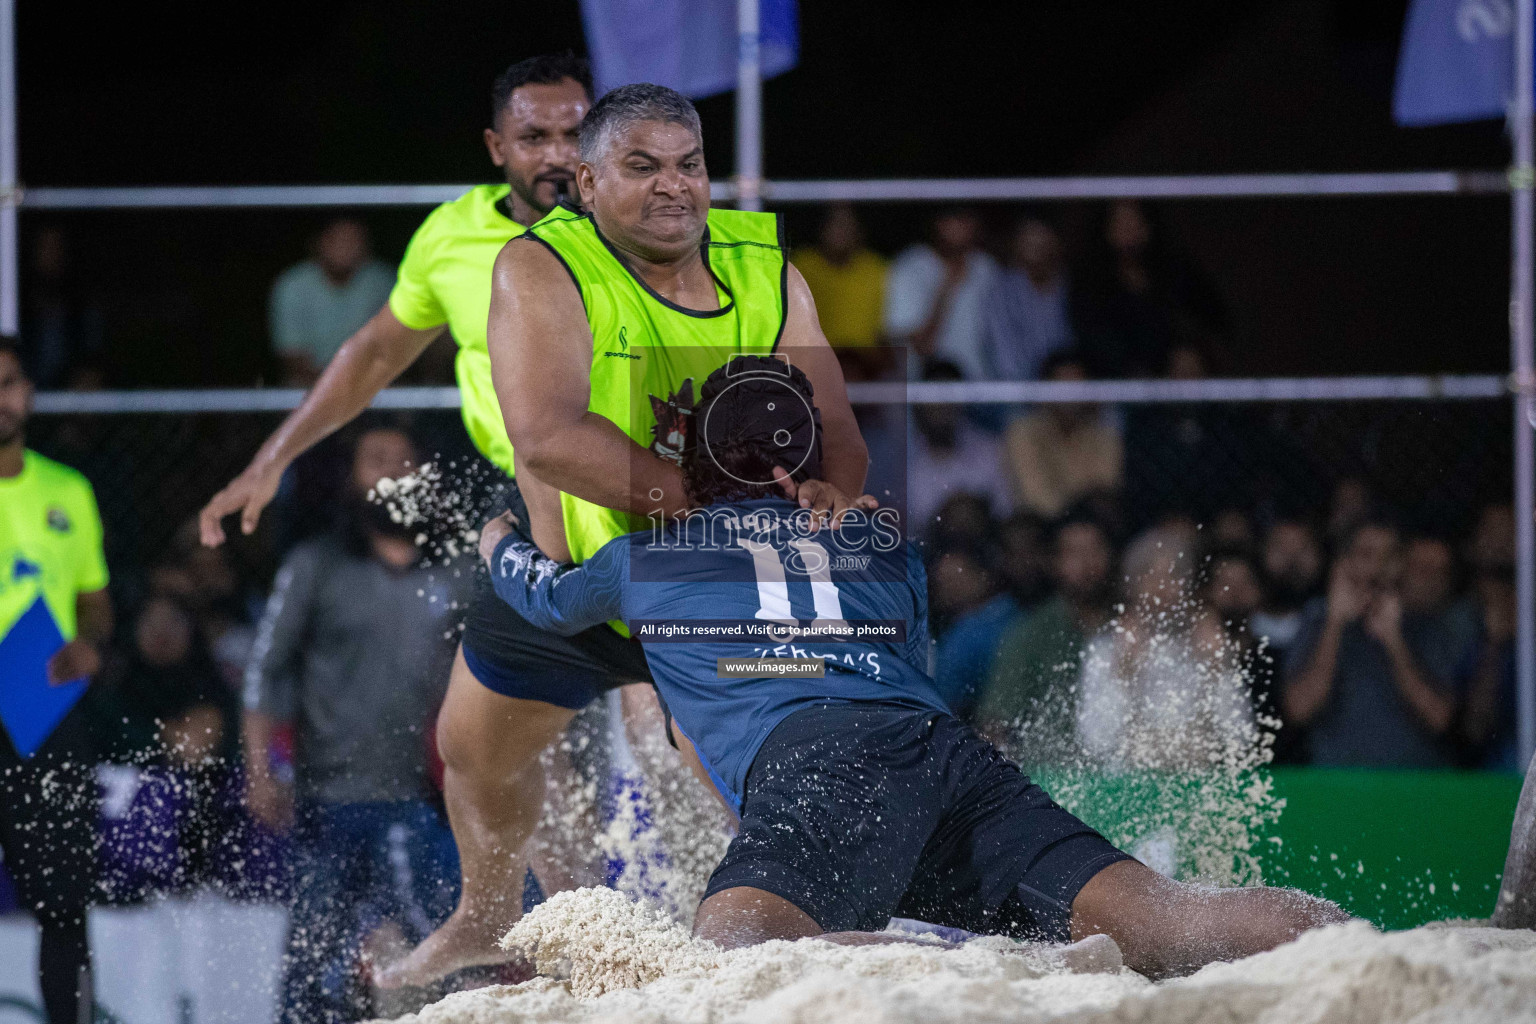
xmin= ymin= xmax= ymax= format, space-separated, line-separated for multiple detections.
xmin=375 ymin=908 xmax=521 ymax=989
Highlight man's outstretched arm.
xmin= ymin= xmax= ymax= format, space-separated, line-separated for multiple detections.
xmin=199 ymin=306 xmax=443 ymax=545
xmin=479 ymin=513 xmax=623 ymax=636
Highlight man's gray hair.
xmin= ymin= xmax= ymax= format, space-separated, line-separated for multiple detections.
xmin=579 ymin=83 xmax=704 ymax=165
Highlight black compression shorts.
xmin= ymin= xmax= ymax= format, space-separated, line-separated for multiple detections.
xmin=460 ymin=479 xmax=651 ymax=709
xmin=703 ymin=702 xmax=1132 ymax=940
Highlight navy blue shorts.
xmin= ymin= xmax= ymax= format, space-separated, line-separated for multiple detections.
xmin=704 ymin=703 xmax=1131 ymax=940
xmin=460 ymin=482 xmax=651 ymax=709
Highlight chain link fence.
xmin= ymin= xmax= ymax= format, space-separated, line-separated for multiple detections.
xmin=23 ymin=394 xmax=1511 ymax=630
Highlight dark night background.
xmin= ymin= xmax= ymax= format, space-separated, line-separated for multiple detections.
xmin=13 ymin=0 xmax=1518 ymax=385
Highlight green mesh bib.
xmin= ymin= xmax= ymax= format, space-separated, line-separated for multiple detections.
xmin=524 ymin=205 xmax=787 ymax=571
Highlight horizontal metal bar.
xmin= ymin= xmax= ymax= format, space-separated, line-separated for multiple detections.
xmin=762 ymin=171 xmax=1510 ymax=203
xmin=16 ymin=183 xmax=737 ymax=210
xmin=30 ymin=386 xmax=463 ymax=414
xmin=28 ymin=375 xmax=1507 ymax=415
xmin=12 ymin=171 xmax=1509 ymax=211
xmin=854 ymin=374 xmax=1510 ymax=404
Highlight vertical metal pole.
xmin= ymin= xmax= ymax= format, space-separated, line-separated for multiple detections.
xmin=735 ymin=0 xmax=763 ymax=211
xmin=0 ymin=0 xmax=17 ymax=336
xmin=1514 ymin=0 xmax=1536 ymax=772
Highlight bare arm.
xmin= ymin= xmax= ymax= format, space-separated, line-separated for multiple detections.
xmin=46 ymin=587 xmax=113 ymax=685
xmin=489 ymin=239 xmax=692 ymax=523
xmin=1381 ymin=638 xmax=1456 ymax=734
xmin=1366 ymin=595 xmax=1455 ymax=735
xmin=1284 ymin=568 xmax=1367 ymax=726
xmin=1283 ymin=618 xmax=1345 ymax=727
xmin=777 ymin=263 xmax=869 ymax=503
xmin=199 ymin=306 xmax=443 ymax=545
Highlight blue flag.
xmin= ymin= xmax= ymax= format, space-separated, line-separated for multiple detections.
xmin=580 ymin=0 xmax=798 ymax=99
xmin=1395 ymin=0 xmax=1523 ymax=126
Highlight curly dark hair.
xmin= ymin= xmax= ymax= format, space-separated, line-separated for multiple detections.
xmin=681 ymin=356 xmax=822 ymax=507
xmin=682 ymin=435 xmax=788 ymax=507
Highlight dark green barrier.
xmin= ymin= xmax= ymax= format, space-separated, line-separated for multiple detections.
xmin=1034 ymin=765 xmax=1522 ymax=930
xmin=1260 ymin=768 xmax=1522 ymax=929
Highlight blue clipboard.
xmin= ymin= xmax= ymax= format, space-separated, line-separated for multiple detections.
xmin=0 ymin=597 xmax=89 ymax=758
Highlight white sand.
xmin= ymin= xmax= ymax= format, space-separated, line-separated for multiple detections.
xmin=382 ymin=887 xmax=1536 ymax=1024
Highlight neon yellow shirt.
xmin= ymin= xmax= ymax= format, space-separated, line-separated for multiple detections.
xmin=0 ymin=451 xmax=109 ymax=643
xmin=388 ymin=184 xmax=524 ymax=476
xmin=525 ymin=205 xmax=786 ymax=636
xmin=791 ymin=247 xmax=888 ymax=348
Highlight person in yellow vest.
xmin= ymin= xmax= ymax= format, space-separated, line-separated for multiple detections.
xmin=377 ymin=83 xmax=872 ymax=987
xmin=0 ymin=338 xmax=114 ymax=1024
xmin=199 ymin=53 xmax=591 ymax=530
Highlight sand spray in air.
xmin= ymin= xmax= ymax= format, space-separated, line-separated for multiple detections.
xmin=378 ymin=470 xmax=1282 ymax=900
xmin=989 ymin=524 xmax=1283 ymax=887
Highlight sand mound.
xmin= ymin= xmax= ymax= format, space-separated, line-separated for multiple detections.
xmin=383 ymin=887 xmax=1536 ymax=1024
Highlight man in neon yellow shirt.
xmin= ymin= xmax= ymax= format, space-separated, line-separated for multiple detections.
xmin=200 ymin=52 xmax=590 ymax=510
xmin=381 ymin=83 xmax=874 ymax=987
xmin=0 ymin=337 xmax=113 ymax=1024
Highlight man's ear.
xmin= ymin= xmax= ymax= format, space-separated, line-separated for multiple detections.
xmin=483 ymin=127 xmax=506 ymax=168
xmin=576 ymin=162 xmax=597 ymax=206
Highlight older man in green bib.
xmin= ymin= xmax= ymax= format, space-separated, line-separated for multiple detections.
xmin=379 ymin=85 xmax=871 ymax=985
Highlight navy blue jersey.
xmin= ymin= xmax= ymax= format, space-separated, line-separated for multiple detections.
xmin=490 ymin=497 xmax=948 ymax=810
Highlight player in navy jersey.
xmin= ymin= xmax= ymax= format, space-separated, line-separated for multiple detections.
xmin=481 ymin=355 xmax=1347 ymax=978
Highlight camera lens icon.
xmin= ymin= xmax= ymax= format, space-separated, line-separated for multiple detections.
xmin=699 ymin=375 xmax=817 ymax=487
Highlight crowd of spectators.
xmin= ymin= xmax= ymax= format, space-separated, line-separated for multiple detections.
xmin=0 ymin=198 xmax=1526 ymax=1021
xmin=10 ymin=200 xmax=1521 ymax=788
xmin=922 ymin=481 xmax=1524 ymax=777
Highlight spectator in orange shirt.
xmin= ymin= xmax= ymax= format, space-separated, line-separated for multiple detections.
xmin=1004 ymin=352 xmax=1123 ymax=519
xmin=793 ymin=203 xmax=890 ymax=381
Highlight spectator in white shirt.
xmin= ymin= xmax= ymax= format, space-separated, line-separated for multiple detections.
xmin=268 ymin=218 xmax=395 ymax=386
xmin=907 ymin=360 xmax=1012 ymax=532
xmin=882 ymin=209 xmax=999 ymax=380
xmin=983 ymin=215 xmax=1073 ymax=380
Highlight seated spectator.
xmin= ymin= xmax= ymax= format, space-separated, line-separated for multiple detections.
xmin=792 ymin=203 xmax=889 ymax=381
xmin=1077 ymin=524 xmax=1254 ymax=773
xmin=977 ymin=512 xmax=1116 ymax=765
xmin=1121 ymin=343 xmax=1261 ymax=528
xmin=1209 ymin=508 xmax=1257 ymax=554
xmin=269 ymin=218 xmax=394 ymax=386
xmin=1283 ymin=515 xmax=1461 ymax=767
xmin=928 ymin=545 xmax=1018 ymax=720
xmin=1400 ymin=533 xmax=1478 ymax=659
xmin=882 ymin=208 xmax=999 ymax=379
xmin=1458 ymin=501 xmax=1519 ymax=770
xmin=981 ymin=214 xmax=1073 ymax=380
xmin=97 ymin=594 xmax=234 ymax=769
xmin=1203 ymin=547 xmax=1290 ymax=754
xmin=1071 ymin=199 xmax=1230 ymax=379
xmin=1326 ymin=476 xmax=1373 ymax=551
xmin=1467 ymin=501 xmax=1517 ymax=577
xmin=1251 ymin=518 xmax=1325 ymax=660
xmin=995 ymin=510 xmax=1051 ymax=608
xmin=907 ymin=360 xmax=1012 ymax=532
xmin=21 ymin=226 xmax=105 ymax=389
xmin=1459 ymin=558 xmax=1519 ymax=771
xmin=243 ymin=426 xmax=464 ymax=1024
xmin=1004 ymin=352 xmax=1123 ymax=519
